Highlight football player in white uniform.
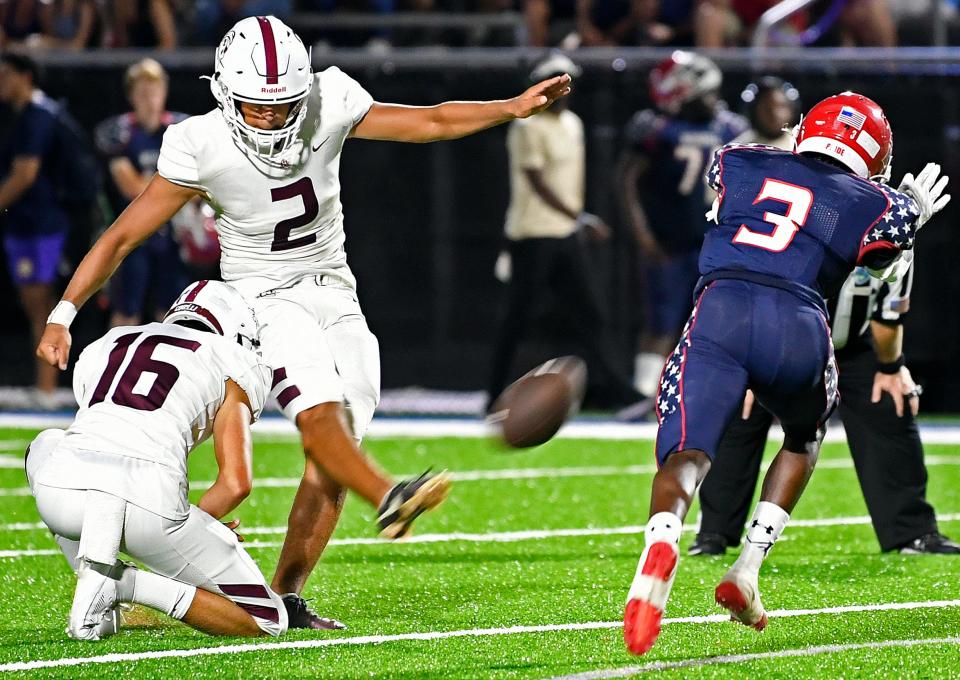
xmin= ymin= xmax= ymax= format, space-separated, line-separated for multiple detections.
xmin=37 ymin=15 xmax=572 ymax=628
xmin=27 ymin=280 xmax=289 ymax=640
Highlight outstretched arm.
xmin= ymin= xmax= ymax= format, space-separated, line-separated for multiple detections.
xmin=36 ymin=175 xmax=200 ymax=369
xmin=351 ymin=74 xmax=572 ymax=143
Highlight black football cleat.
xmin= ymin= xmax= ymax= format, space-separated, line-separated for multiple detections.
xmin=898 ymin=532 xmax=960 ymax=555
xmin=377 ymin=470 xmax=452 ymax=539
xmin=282 ymin=594 xmax=347 ymax=630
xmin=688 ymin=533 xmax=729 ymax=556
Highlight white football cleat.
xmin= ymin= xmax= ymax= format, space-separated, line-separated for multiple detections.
xmin=714 ymin=566 xmax=768 ymax=631
xmin=67 ymin=561 xmax=119 ymax=641
xmin=623 ymin=541 xmax=679 ymax=656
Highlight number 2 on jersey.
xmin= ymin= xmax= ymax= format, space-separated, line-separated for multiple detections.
xmin=732 ymin=178 xmax=813 ymax=252
xmin=271 ymin=177 xmax=320 ymax=252
xmin=89 ymin=332 xmax=201 ymax=411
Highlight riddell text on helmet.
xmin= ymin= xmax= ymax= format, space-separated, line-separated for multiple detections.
xmin=262 ymin=86 xmax=287 ymax=93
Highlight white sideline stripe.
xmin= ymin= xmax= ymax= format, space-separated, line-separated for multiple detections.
xmin=1 ymin=600 xmax=959 ymax=673
xmin=3 ymin=413 xmax=960 ymax=444
xmin=3 ymin=453 xmax=960 ymax=499
xmin=553 ymin=637 xmax=960 ymax=679
xmin=0 ymin=456 xmax=23 ymax=469
xmin=0 ymin=522 xmax=45 ymax=531
xmin=0 ymin=549 xmax=59 ymax=558
xmin=0 ymin=440 xmax=28 ymax=452
xmin=240 ymin=512 xmax=960 ymax=546
xmin=3 ymin=513 xmax=960 ymax=546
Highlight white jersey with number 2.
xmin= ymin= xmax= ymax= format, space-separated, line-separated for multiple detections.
xmin=156 ymin=67 xmax=374 ymax=289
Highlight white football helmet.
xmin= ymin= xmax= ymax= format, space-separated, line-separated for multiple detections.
xmin=164 ymin=280 xmax=259 ymax=350
xmin=208 ymin=15 xmax=313 ymax=163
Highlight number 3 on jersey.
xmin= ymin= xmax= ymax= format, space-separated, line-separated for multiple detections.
xmin=733 ymin=178 xmax=813 ymax=252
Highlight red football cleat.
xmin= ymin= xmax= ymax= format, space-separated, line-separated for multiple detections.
xmin=714 ymin=568 xmax=768 ymax=631
xmin=623 ymin=541 xmax=679 ymax=655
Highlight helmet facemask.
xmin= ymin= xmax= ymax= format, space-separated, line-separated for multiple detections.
xmin=210 ymin=74 xmax=312 ymax=166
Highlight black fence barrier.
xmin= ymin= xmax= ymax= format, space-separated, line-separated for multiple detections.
xmin=1 ymin=49 xmax=959 ymax=410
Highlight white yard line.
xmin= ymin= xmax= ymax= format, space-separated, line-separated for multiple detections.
xmin=2 ymin=453 xmax=960 ymax=500
xmin=0 ymin=549 xmax=59 ymax=558
xmin=3 ymin=413 xmax=960 ymax=443
xmin=552 ymin=636 xmax=960 ymax=679
xmin=0 ymin=440 xmax=29 ymax=452
xmin=0 ymin=522 xmax=45 ymax=531
xmin=3 ymin=513 xmax=959 ymax=550
xmin=0 ymin=457 xmax=24 ymax=469
xmin=239 ymin=512 xmax=960 ymax=546
xmin=1 ymin=599 xmax=958 ymax=673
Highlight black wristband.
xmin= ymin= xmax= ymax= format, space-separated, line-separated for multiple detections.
xmin=877 ymin=354 xmax=905 ymax=375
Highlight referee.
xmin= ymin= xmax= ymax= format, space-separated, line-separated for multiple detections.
xmin=486 ymin=54 xmax=645 ymax=412
xmin=691 ymin=261 xmax=960 ymax=555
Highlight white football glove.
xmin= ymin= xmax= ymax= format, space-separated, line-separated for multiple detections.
xmin=897 ymin=163 xmax=951 ymax=229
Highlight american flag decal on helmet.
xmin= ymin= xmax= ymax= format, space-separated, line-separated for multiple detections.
xmin=838 ymin=106 xmax=867 ymax=130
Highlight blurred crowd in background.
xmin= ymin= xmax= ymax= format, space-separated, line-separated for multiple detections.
xmin=2 ymin=1 xmax=960 ymax=412
xmin=0 ymin=0 xmax=957 ymax=51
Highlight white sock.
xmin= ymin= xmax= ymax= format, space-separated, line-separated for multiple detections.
xmin=635 ymin=353 xmax=667 ymax=398
xmin=645 ymin=511 xmax=683 ymax=546
xmin=117 ymin=567 xmax=196 ymax=620
xmin=628 ymin=512 xmax=683 ymax=604
xmin=735 ymin=501 xmax=790 ymax=574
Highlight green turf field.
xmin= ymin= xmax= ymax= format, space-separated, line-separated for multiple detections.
xmin=0 ymin=426 xmax=959 ymax=678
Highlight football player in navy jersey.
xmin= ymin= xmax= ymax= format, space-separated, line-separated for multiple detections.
xmin=622 ymin=92 xmax=951 ymax=656
xmin=619 ymin=51 xmax=748 ymax=399
xmin=94 ymin=59 xmax=189 ymax=327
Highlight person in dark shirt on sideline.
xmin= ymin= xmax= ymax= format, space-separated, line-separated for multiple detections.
xmin=0 ymin=52 xmax=71 ymax=404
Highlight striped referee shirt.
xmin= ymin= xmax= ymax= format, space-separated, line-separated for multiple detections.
xmin=828 ymin=263 xmax=914 ymax=351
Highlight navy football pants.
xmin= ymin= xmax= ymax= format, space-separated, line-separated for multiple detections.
xmin=654 ymin=279 xmax=838 ymax=465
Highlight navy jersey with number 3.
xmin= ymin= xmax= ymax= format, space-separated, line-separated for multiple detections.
xmin=699 ymin=144 xmax=920 ymax=309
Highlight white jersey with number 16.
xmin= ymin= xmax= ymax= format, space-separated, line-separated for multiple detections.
xmin=33 ymin=323 xmax=270 ymax=521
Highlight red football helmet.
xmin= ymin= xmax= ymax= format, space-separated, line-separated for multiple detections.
xmin=794 ymin=92 xmax=892 ymax=180
xmin=648 ymin=51 xmax=721 ymax=114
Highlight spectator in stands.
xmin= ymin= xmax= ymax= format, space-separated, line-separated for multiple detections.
xmin=0 ymin=0 xmax=42 ymax=47
xmin=575 ymin=0 xmax=656 ymax=46
xmin=837 ymin=0 xmax=897 ymax=46
xmin=102 ymin=0 xmax=176 ymax=49
xmin=565 ymin=0 xmax=695 ymax=47
xmin=695 ymin=0 xmax=896 ymax=47
xmin=0 ymin=0 xmax=97 ymax=50
xmin=0 ymin=52 xmax=71 ymax=404
xmin=694 ymin=0 xmax=805 ymax=47
xmin=487 ymin=54 xmax=647 ymax=413
xmin=191 ymin=0 xmax=292 ymax=47
xmin=93 ymin=58 xmax=189 ymax=326
xmin=631 ymin=0 xmax=696 ymax=46
xmin=524 ymin=0 xmax=577 ymax=47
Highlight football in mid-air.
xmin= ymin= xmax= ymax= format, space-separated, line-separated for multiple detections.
xmin=488 ymin=356 xmax=587 ymax=448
